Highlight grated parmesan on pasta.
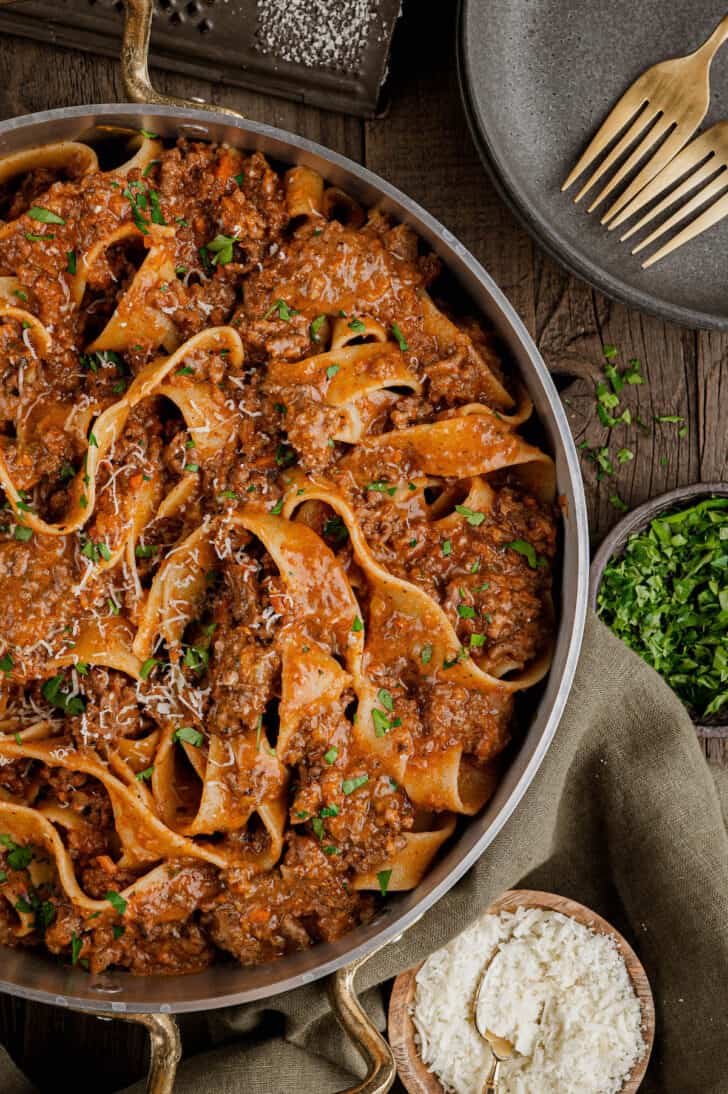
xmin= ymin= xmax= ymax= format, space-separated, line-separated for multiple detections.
xmin=412 ymin=906 xmax=646 ymax=1094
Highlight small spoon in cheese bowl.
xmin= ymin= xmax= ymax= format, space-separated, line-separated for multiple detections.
xmin=473 ymin=947 xmax=544 ymax=1093
xmin=388 ymin=889 xmax=655 ymax=1094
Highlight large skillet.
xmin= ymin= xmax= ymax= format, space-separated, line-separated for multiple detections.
xmin=0 ymin=1 xmax=589 ymax=1089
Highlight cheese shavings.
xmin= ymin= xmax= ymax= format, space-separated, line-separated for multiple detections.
xmin=412 ymin=906 xmax=645 ymax=1094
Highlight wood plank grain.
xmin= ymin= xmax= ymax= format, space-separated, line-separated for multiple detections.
xmin=0 ymin=38 xmax=363 ymax=162
xmin=363 ymin=0 xmax=536 ymax=332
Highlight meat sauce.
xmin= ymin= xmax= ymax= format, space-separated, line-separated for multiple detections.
xmin=0 ymin=137 xmax=556 ymax=975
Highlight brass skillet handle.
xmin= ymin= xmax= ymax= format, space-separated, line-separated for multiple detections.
xmin=327 ymin=956 xmax=397 ymax=1094
xmin=82 ymin=956 xmax=396 ymax=1094
xmin=86 ymin=1011 xmax=181 ymax=1094
xmin=121 ymin=0 xmax=245 ymax=118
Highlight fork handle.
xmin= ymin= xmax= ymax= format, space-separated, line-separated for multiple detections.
xmin=695 ymin=12 xmax=728 ymax=62
xmin=481 ymin=1056 xmax=502 ymax=1094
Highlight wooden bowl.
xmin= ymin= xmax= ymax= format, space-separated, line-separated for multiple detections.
xmin=388 ymin=889 xmax=655 ymax=1094
xmin=589 ymin=481 xmax=728 ymax=739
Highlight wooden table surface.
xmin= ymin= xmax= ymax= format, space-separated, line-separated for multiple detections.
xmin=0 ymin=1 xmax=726 ymax=1089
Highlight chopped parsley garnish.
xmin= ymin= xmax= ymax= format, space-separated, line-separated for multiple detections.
xmin=28 ymin=206 xmax=65 ymax=225
xmin=122 ymin=184 xmax=149 ymax=234
xmin=320 ymin=804 xmax=340 ymax=818
xmin=135 ymin=766 xmax=154 ymax=781
xmin=66 ymin=250 xmax=77 ymax=275
xmin=183 ymin=645 xmax=209 ymax=673
xmin=42 ymin=675 xmax=85 ymax=716
xmin=71 ymin=932 xmax=83 ymax=965
xmin=504 ymin=539 xmax=543 ymax=569
xmin=142 ymin=159 xmax=160 ymax=178
xmin=470 ymin=633 xmax=486 ymax=648
xmin=12 ymin=288 xmax=27 ymax=300
xmin=310 ymin=314 xmax=327 ymax=341
xmin=351 ymin=616 xmax=363 ymax=633
xmin=443 ymin=648 xmax=469 ymax=669
xmin=323 ymin=515 xmax=348 ymax=543
xmin=455 ymin=504 xmax=486 ymax=527
xmin=598 ymin=498 xmax=728 ymax=717
xmin=275 ymin=444 xmax=296 ymax=468
xmin=372 ymin=708 xmax=401 ymax=737
xmin=0 ymin=836 xmax=33 ymax=871
xmin=135 ymin=543 xmax=159 ymax=558
xmin=326 ymin=363 xmax=340 ymax=380
xmin=441 ymin=539 xmax=452 ymax=557
xmin=624 ymin=358 xmax=644 ymax=385
xmin=139 ymin=128 xmax=158 ymax=139
xmin=24 ymin=232 xmax=54 ymax=242
xmin=176 ymin=366 xmax=194 ymax=376
xmin=0 ymin=653 xmax=13 ymax=675
xmin=311 ymin=817 xmax=325 ymax=840
xmin=391 ymin=322 xmax=408 ymax=351
xmin=217 ymin=490 xmax=239 ymax=502
xmin=112 ymin=924 xmax=125 ymax=940
xmin=148 ymin=190 xmax=166 ymax=225
xmin=80 ymin=540 xmax=101 ymax=563
xmin=139 ymin=658 xmax=158 ymax=679
xmin=269 ymin=499 xmax=284 ymax=515
xmin=174 ymin=726 xmax=204 ymax=747
xmin=376 ymin=869 xmax=392 ymax=896
xmin=342 ymin=774 xmax=368 ymax=795
xmin=264 ymin=298 xmax=299 ymax=322
xmin=366 ymin=480 xmax=396 ymax=496
xmin=184 ymin=462 xmax=199 ymax=473
xmin=457 ymin=603 xmax=476 ymax=619
xmin=348 ymin=317 xmax=366 ymax=333
xmin=377 ymin=688 xmax=393 ymax=711
xmin=14 ymin=525 xmax=33 ymax=542
xmin=206 ymin=233 xmax=240 ymax=266
xmin=105 ymin=891 xmax=128 ymax=915
xmin=323 ymin=746 xmax=339 ymax=764
xmin=421 ymin=644 xmax=433 ymax=665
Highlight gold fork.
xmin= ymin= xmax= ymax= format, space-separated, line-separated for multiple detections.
xmin=607 ymin=121 xmax=728 ymax=266
xmin=562 ymin=12 xmax=728 ymax=224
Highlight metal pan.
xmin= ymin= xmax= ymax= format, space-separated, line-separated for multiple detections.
xmin=0 ymin=1 xmax=589 ymax=1089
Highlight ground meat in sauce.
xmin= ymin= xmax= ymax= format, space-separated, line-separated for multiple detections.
xmin=0 ymin=137 xmax=557 ymax=976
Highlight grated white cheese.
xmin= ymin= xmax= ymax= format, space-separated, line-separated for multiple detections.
xmin=255 ymin=0 xmax=375 ymax=73
xmin=412 ymin=906 xmax=646 ymax=1094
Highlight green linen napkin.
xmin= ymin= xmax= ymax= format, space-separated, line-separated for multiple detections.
xmin=4 ymin=612 xmax=728 ymax=1093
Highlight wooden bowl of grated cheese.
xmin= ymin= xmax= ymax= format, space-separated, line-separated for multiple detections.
xmin=389 ymin=889 xmax=655 ymax=1094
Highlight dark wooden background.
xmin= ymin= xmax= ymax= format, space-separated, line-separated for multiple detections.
xmin=0 ymin=1 xmax=726 ymax=1089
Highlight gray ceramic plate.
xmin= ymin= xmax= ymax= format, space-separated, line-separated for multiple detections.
xmin=457 ymin=0 xmax=728 ymax=330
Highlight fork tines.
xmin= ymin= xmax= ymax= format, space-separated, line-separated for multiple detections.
xmin=603 ymin=123 xmax=728 ymax=266
xmin=562 ymin=89 xmax=691 ymax=225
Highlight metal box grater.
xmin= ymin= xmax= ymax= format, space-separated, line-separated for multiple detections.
xmin=0 ymin=0 xmax=401 ymax=117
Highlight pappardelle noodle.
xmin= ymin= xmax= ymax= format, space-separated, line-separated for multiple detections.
xmin=0 ymin=134 xmax=556 ymax=974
